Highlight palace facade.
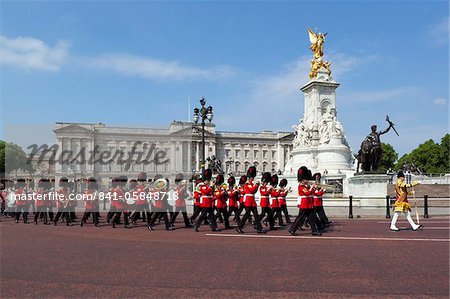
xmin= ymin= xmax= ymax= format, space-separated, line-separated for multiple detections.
xmin=51 ymin=121 xmax=294 ymax=185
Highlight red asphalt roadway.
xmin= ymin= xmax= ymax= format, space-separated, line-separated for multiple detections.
xmin=1 ymin=215 xmax=449 ymax=298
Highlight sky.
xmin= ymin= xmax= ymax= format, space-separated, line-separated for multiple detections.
xmin=1 ymin=0 xmax=448 ymax=157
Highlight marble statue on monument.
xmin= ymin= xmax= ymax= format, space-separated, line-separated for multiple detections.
xmin=286 ymin=28 xmax=354 ymax=177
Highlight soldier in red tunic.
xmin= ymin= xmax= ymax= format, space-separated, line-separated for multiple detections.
xmin=14 ymin=179 xmax=28 ymax=224
xmin=170 ymin=173 xmax=192 ymax=228
xmin=147 ymin=177 xmax=172 ymax=231
xmin=33 ymin=179 xmax=51 ymax=225
xmin=193 ymin=169 xmax=219 ymax=232
xmin=278 ymin=178 xmax=291 ymax=225
xmin=236 ymin=166 xmax=265 ymax=234
xmin=213 ymin=174 xmax=231 ymax=229
xmin=53 ymin=177 xmax=72 ymax=226
xmin=289 ymin=166 xmax=321 ymax=236
xmin=80 ymin=177 xmax=100 ymax=227
xmin=189 ymin=175 xmax=203 ymax=225
xmin=227 ymin=176 xmax=240 ymax=224
xmin=131 ymin=172 xmax=151 ymax=225
xmin=110 ymin=176 xmax=131 ymax=229
xmin=258 ymin=172 xmax=274 ymax=230
xmin=235 ymin=175 xmax=247 ymax=222
xmin=268 ymin=174 xmax=283 ymax=227
xmin=311 ymin=173 xmax=330 ymax=228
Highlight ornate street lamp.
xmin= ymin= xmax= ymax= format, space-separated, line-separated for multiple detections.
xmin=193 ymin=97 xmax=213 ymax=172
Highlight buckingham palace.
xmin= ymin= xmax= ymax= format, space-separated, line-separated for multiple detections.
xmin=43 ymin=121 xmax=294 ymax=185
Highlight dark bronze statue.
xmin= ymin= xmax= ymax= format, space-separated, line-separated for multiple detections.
xmin=357 ymin=116 xmax=397 ymax=172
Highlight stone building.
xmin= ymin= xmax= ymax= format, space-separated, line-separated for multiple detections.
xmin=51 ymin=121 xmax=294 ymax=186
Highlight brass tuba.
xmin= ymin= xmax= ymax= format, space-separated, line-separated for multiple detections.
xmin=153 ymin=178 xmax=167 ymax=190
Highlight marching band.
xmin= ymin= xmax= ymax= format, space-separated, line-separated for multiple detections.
xmin=1 ymin=166 xmax=335 ymax=236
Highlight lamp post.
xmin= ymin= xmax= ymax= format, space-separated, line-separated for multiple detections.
xmin=193 ymin=97 xmax=214 ymax=173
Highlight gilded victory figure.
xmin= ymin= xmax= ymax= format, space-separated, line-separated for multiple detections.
xmin=308 ymin=28 xmax=332 ymax=79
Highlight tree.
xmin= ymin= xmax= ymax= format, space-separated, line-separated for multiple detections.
xmin=395 ymin=136 xmax=448 ymax=173
xmin=379 ymin=142 xmax=398 ymax=172
xmin=0 ymin=140 xmax=33 ymax=175
xmin=440 ymin=134 xmax=449 ymax=172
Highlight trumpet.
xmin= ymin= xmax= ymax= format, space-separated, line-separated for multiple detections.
xmin=221 ymin=183 xmax=229 ymax=191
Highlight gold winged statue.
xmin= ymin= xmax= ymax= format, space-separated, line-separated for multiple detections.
xmin=308 ymin=28 xmax=332 ymax=79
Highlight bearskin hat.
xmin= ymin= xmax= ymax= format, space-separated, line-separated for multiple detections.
xmin=313 ymin=172 xmax=322 ymax=182
xmin=16 ymin=178 xmax=26 ymax=188
xmin=239 ymin=175 xmax=247 ymax=186
xmin=59 ymin=177 xmax=69 ymax=187
xmin=261 ymin=172 xmax=272 ymax=183
xmin=87 ymin=177 xmax=99 ymax=190
xmin=270 ymin=174 xmax=279 ymax=186
xmin=129 ymin=179 xmax=137 ymax=189
xmin=297 ymin=166 xmax=310 ymax=182
xmin=153 ymin=174 xmax=163 ymax=181
xmin=279 ymin=178 xmax=288 ymax=188
xmin=247 ymin=166 xmax=257 ymax=178
xmin=111 ymin=177 xmax=118 ymax=188
xmin=137 ymin=172 xmax=147 ymax=182
xmin=397 ymin=171 xmax=405 ymax=178
xmin=215 ymin=174 xmax=224 ymax=185
xmin=118 ymin=175 xmax=128 ymax=186
xmin=203 ymin=169 xmax=212 ymax=181
xmin=228 ymin=176 xmax=236 ymax=186
xmin=175 ymin=173 xmax=184 ymax=183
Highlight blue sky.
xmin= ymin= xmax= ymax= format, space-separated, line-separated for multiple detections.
xmin=1 ymin=0 xmax=448 ymax=156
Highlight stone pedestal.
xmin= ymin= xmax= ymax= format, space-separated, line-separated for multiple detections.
xmin=347 ymin=174 xmax=389 ymax=208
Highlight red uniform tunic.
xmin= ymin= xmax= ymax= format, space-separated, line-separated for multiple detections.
xmin=193 ymin=189 xmax=201 ymax=207
xmin=298 ymin=184 xmax=313 ymax=209
xmin=243 ymin=181 xmax=259 ymax=208
xmin=227 ymin=189 xmax=239 ymax=208
xmin=15 ymin=188 xmax=26 ymax=206
xmin=83 ymin=189 xmax=95 ymax=210
xmin=175 ymin=184 xmax=187 ymax=208
xmin=313 ymin=189 xmax=325 ymax=207
xmin=112 ymin=188 xmax=126 ymax=210
xmin=214 ymin=187 xmax=227 ymax=209
xmin=36 ymin=188 xmax=45 ymax=208
xmin=238 ymin=186 xmax=245 ymax=204
xmin=57 ymin=188 xmax=68 ymax=209
xmin=270 ymin=188 xmax=280 ymax=208
xmin=278 ymin=189 xmax=288 ymax=206
xmin=199 ymin=183 xmax=213 ymax=208
xmin=135 ymin=183 xmax=148 ymax=206
xmin=259 ymin=185 xmax=271 ymax=208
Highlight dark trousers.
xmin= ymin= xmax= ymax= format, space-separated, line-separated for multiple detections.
xmin=238 ymin=207 xmax=262 ymax=230
xmin=15 ymin=206 xmax=28 ymax=222
xmin=272 ymin=207 xmax=284 ymax=226
xmin=54 ymin=211 xmax=71 ymax=225
xmin=190 ymin=205 xmax=201 ymax=223
xmin=34 ymin=207 xmax=48 ymax=223
xmin=170 ymin=209 xmax=191 ymax=227
xmin=228 ymin=206 xmax=240 ymax=223
xmin=280 ymin=204 xmax=291 ymax=223
xmin=131 ymin=205 xmax=151 ymax=223
xmin=215 ymin=208 xmax=230 ymax=228
xmin=82 ymin=209 xmax=99 ymax=224
xmin=112 ymin=211 xmax=130 ymax=226
xmin=47 ymin=207 xmax=54 ymax=222
xmin=314 ymin=206 xmax=329 ymax=225
xmin=149 ymin=212 xmax=170 ymax=228
xmin=195 ymin=207 xmax=217 ymax=230
xmin=290 ymin=209 xmax=319 ymax=234
xmin=259 ymin=207 xmax=274 ymax=229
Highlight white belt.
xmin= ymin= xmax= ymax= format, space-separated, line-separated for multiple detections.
xmin=297 ymin=196 xmax=308 ymax=205
xmin=243 ymin=194 xmax=254 ymax=201
xmin=200 ymin=195 xmax=212 ymax=204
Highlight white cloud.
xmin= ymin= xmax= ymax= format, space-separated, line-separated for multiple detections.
xmin=433 ymin=98 xmax=447 ymax=106
xmin=342 ymin=87 xmax=419 ymax=103
xmin=216 ymin=53 xmax=374 ymax=130
xmin=429 ymin=17 xmax=449 ymax=45
xmin=0 ymin=35 xmax=69 ymax=71
xmin=81 ymin=54 xmax=238 ymax=81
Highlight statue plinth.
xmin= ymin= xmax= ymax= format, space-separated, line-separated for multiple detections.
xmin=288 ymin=76 xmax=354 ymax=176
